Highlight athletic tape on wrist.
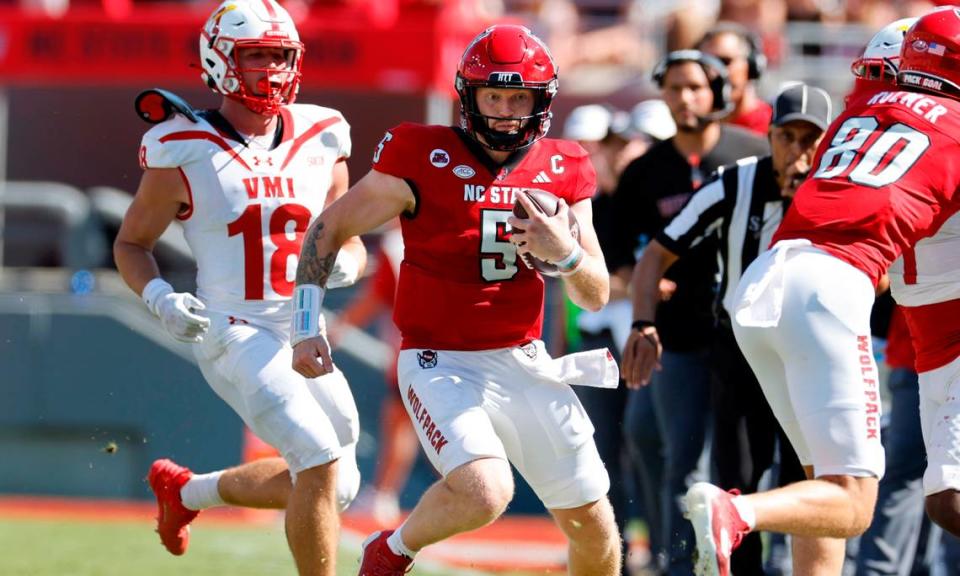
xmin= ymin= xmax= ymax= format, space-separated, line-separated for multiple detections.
xmin=555 ymin=242 xmax=583 ymax=269
xmin=291 ymin=284 xmax=326 ymax=346
xmin=556 ymin=243 xmax=585 ymax=276
xmin=141 ymin=278 xmax=174 ymax=317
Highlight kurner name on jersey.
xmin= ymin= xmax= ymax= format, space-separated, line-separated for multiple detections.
xmin=867 ymin=90 xmax=949 ymax=123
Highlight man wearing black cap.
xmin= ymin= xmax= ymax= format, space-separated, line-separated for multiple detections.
xmin=610 ymin=49 xmax=768 ymax=575
xmin=621 ymin=82 xmax=832 ymax=576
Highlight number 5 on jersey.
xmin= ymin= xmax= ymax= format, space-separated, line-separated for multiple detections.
xmin=480 ymin=209 xmax=518 ymax=281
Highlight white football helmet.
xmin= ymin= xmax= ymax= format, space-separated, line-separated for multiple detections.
xmin=851 ymin=17 xmax=917 ymax=81
xmin=199 ymin=0 xmax=304 ymax=116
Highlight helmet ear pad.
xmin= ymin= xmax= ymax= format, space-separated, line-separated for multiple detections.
xmin=652 ymin=50 xmax=733 ymax=117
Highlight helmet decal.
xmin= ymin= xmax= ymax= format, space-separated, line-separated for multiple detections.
xmin=851 ymin=17 xmax=917 ymax=82
xmin=897 ymin=7 xmax=960 ymax=101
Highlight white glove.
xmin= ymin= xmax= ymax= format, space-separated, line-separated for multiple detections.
xmin=327 ymin=249 xmax=361 ymax=289
xmin=142 ymin=278 xmax=211 ymax=343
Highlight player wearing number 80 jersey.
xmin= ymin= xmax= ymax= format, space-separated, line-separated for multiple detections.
xmin=682 ymin=10 xmax=960 ymax=576
xmin=114 ymin=1 xmax=365 ymax=574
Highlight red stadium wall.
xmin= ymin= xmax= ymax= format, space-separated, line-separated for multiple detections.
xmin=0 ymin=4 xmax=494 ymax=192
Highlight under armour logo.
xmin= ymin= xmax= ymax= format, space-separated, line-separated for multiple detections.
xmin=252 ymin=156 xmax=274 ymax=167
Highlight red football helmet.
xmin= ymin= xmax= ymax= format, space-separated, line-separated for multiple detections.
xmin=898 ymin=7 xmax=960 ymax=100
xmin=456 ymin=25 xmax=558 ymax=151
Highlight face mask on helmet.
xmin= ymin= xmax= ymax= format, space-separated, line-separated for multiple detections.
xmin=199 ymin=0 xmax=304 ymax=116
xmin=851 ymin=17 xmax=917 ymax=82
xmin=456 ymin=25 xmax=558 ymax=152
xmin=898 ymin=8 xmax=960 ymax=101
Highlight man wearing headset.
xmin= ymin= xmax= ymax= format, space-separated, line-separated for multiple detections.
xmin=610 ymin=50 xmax=767 ymax=575
xmin=696 ymin=22 xmax=773 ymax=136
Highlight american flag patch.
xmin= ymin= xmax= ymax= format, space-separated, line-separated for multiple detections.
xmin=929 ymin=42 xmax=946 ymax=56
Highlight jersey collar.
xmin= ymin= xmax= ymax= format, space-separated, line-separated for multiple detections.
xmin=454 ymin=127 xmax=533 ymax=178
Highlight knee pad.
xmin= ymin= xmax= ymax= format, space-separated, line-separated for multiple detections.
xmin=539 ymin=457 xmax=611 ymax=510
xmin=336 ymin=443 xmax=361 ymax=513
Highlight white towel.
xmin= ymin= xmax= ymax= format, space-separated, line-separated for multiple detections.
xmin=734 ymin=239 xmax=811 ymax=328
xmin=555 ymin=348 xmax=621 ymax=389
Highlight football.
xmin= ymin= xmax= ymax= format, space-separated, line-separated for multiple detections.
xmin=512 ymin=188 xmax=581 ymax=277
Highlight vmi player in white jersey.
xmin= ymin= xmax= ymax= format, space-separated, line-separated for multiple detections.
xmin=114 ymin=1 xmax=365 ymax=574
xmin=889 ymin=211 xmax=960 ymax=538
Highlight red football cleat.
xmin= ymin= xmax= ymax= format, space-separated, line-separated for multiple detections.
xmin=148 ymin=458 xmax=199 ymax=556
xmin=684 ymin=482 xmax=751 ymax=576
xmin=358 ymin=530 xmax=414 ymax=575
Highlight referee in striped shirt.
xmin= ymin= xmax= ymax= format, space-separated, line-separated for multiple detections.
xmin=621 ymin=83 xmax=832 ymax=575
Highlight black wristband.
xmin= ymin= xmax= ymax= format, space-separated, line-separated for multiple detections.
xmin=631 ymin=319 xmax=656 ymax=331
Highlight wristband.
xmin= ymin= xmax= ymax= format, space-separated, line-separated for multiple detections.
xmin=141 ymin=278 xmax=174 ymax=317
xmin=631 ymin=319 xmax=658 ymax=347
xmin=291 ymin=284 xmax=326 ymax=346
xmin=631 ymin=319 xmax=656 ymax=331
xmin=555 ymin=242 xmax=584 ymax=272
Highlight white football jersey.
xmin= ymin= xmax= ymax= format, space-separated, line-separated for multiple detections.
xmin=140 ymin=103 xmax=350 ymax=318
xmin=890 ymin=211 xmax=960 ymax=306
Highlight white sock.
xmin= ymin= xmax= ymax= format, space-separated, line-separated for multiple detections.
xmin=731 ymin=495 xmax=757 ymax=531
xmin=180 ymin=471 xmax=226 ymax=511
xmin=386 ymin=525 xmax=416 ymax=559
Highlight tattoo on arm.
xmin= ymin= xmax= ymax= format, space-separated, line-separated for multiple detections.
xmin=296 ymin=221 xmax=337 ymax=287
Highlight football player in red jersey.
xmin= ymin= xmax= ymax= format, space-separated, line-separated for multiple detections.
xmin=114 ymin=1 xmax=365 ymax=574
xmin=885 ymin=15 xmax=960 ymax=542
xmin=290 ymin=24 xmax=621 ymax=576
xmin=683 ymin=8 xmax=960 ymax=576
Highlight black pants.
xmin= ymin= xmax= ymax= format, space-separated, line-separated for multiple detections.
xmin=711 ymin=323 xmax=805 ymax=576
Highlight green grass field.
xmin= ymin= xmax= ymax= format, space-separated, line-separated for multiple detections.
xmin=0 ymin=518 xmax=455 ymax=576
xmin=0 ymin=518 xmax=548 ymax=576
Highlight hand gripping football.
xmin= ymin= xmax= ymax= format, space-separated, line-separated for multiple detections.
xmin=512 ymin=188 xmax=581 ymax=277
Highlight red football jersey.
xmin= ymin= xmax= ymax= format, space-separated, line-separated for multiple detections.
xmin=372 ymin=123 xmax=596 ymax=351
xmin=774 ymin=89 xmax=960 ymax=286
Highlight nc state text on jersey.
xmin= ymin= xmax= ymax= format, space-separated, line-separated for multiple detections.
xmin=463 ymin=185 xmax=530 ymax=205
xmin=867 ymin=89 xmax=949 ymax=124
